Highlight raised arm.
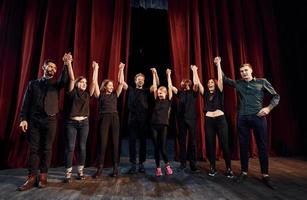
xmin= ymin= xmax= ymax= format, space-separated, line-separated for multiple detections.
xmin=166 ymin=68 xmax=173 ymax=100
xmin=90 ymin=61 xmax=100 ymax=97
xmin=191 ymin=65 xmax=204 ymax=95
xmin=150 ymin=68 xmax=158 ymax=99
xmin=63 ymin=52 xmax=75 ymax=92
xmin=214 ymin=57 xmax=223 ymax=92
xmin=116 ymin=62 xmax=125 ymax=97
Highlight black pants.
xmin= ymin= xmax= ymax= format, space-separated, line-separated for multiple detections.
xmin=205 ymin=115 xmax=231 ymax=169
xmin=238 ymin=114 xmax=268 ymax=174
xmin=28 ymin=116 xmax=57 ymax=175
xmin=64 ymin=118 xmax=89 ymax=168
xmin=97 ymin=113 xmax=120 ymax=167
xmin=178 ymin=118 xmax=197 ymax=166
xmin=128 ymin=120 xmax=147 ymax=164
xmin=151 ymin=125 xmax=169 ymax=167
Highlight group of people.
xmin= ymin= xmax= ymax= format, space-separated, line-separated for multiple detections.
xmin=17 ymin=53 xmax=280 ymax=191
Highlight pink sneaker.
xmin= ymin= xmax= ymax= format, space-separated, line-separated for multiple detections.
xmin=155 ymin=167 xmax=163 ymax=177
xmin=165 ymin=164 xmax=173 ymax=175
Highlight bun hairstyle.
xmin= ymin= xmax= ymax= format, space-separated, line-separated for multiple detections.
xmin=100 ymin=79 xmax=113 ymax=92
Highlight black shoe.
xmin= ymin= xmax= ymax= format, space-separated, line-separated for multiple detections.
xmin=127 ymin=165 xmax=137 ymax=174
xmin=236 ymin=172 xmax=247 ymax=182
xmin=190 ymin=165 xmax=200 ymax=173
xmin=92 ymin=166 xmax=103 ymax=179
xmin=177 ymin=163 xmax=187 ymax=172
xmin=77 ymin=172 xmax=85 ymax=180
xmin=262 ymin=176 xmax=276 ymax=190
xmin=111 ymin=167 xmax=120 ymax=177
xmin=208 ymin=168 xmax=217 ymax=177
xmin=138 ymin=163 xmax=145 ymax=173
xmin=225 ymin=168 xmax=234 ymax=178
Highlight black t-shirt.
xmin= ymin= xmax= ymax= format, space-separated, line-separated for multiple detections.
xmin=127 ymin=86 xmax=150 ymax=122
xmin=99 ymin=91 xmax=118 ymax=114
xmin=176 ymin=90 xmax=198 ymax=120
xmin=151 ymin=99 xmax=172 ymax=126
xmin=204 ymin=88 xmax=224 ymax=112
xmin=65 ymin=88 xmax=90 ymax=118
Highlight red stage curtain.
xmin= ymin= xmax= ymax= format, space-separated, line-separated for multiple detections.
xmin=168 ymin=0 xmax=300 ymax=160
xmin=0 ymin=0 xmax=131 ymax=168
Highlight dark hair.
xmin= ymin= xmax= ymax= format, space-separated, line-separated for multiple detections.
xmin=240 ymin=63 xmax=253 ymax=69
xmin=74 ymin=76 xmax=87 ymax=88
xmin=43 ymin=59 xmax=56 ymax=66
xmin=100 ymin=79 xmax=114 ymax=92
xmin=207 ymin=78 xmax=218 ymax=86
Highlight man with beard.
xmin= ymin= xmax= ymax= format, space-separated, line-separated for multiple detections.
xmin=18 ymin=54 xmax=69 ymax=191
xmin=123 ymin=72 xmax=159 ymax=174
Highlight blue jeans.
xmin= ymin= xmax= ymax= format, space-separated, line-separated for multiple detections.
xmin=238 ymin=114 xmax=268 ymax=174
xmin=65 ymin=118 xmax=89 ymax=168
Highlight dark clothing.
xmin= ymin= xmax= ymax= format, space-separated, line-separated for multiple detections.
xmin=127 ymin=86 xmax=150 ymax=123
xmin=28 ymin=116 xmax=57 ymax=174
xmin=65 ymin=89 xmax=90 ymax=118
xmin=20 ymin=66 xmax=68 ymax=121
xmin=151 ymin=99 xmax=171 ymax=126
xmin=97 ymin=113 xmax=120 ymax=166
xmin=98 ymin=92 xmax=118 ymax=114
xmin=205 ymin=115 xmax=231 ymax=169
xmin=204 ymin=89 xmax=224 ymax=112
xmin=223 ymin=76 xmax=280 ymax=115
xmin=129 ymin=121 xmax=147 ymax=164
xmin=151 ymin=125 xmax=169 ymax=167
xmin=65 ymin=118 xmax=89 ymax=168
xmin=238 ymin=114 xmax=268 ymax=174
xmin=20 ymin=65 xmax=68 ymax=175
xmin=178 ymin=119 xmax=197 ymax=166
xmin=223 ymin=73 xmax=280 ymax=174
xmin=176 ymin=90 xmax=198 ymax=120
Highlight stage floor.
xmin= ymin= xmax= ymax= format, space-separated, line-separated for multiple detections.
xmin=0 ymin=157 xmax=306 ymax=200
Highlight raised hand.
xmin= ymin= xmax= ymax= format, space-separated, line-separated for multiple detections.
xmin=119 ymin=62 xmax=125 ymax=70
xmin=214 ymin=56 xmax=221 ymax=66
xmin=150 ymin=68 xmax=157 ymax=74
xmin=190 ymin=65 xmax=198 ymax=71
xmin=166 ymin=68 xmax=172 ymax=75
xmin=92 ymin=61 xmax=99 ymax=69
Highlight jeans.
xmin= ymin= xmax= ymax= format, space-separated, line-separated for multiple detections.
xmin=64 ymin=118 xmax=89 ymax=168
xmin=238 ymin=114 xmax=268 ymax=174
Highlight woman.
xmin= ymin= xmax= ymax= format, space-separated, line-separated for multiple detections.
xmin=63 ymin=53 xmax=90 ymax=183
xmin=193 ymin=57 xmax=233 ymax=178
xmin=90 ymin=62 xmax=126 ymax=178
xmin=150 ymin=68 xmax=173 ymax=177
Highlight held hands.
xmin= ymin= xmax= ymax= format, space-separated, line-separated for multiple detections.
xmin=92 ymin=61 xmax=99 ymax=69
xmin=63 ymin=52 xmax=73 ymax=64
xmin=166 ymin=68 xmax=172 ymax=75
xmin=214 ymin=56 xmax=221 ymax=66
xmin=190 ymin=65 xmax=198 ymax=71
xmin=150 ymin=68 xmax=157 ymax=74
xmin=19 ymin=120 xmax=28 ymax=133
xmin=119 ymin=62 xmax=125 ymax=70
xmin=257 ymin=106 xmax=271 ymax=117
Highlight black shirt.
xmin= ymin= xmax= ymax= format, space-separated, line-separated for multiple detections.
xmin=127 ymin=86 xmax=150 ymax=122
xmin=99 ymin=91 xmax=118 ymax=114
xmin=20 ymin=65 xmax=68 ymax=121
xmin=176 ymin=90 xmax=198 ymax=120
xmin=65 ymin=88 xmax=90 ymax=118
xmin=204 ymin=88 xmax=224 ymax=112
xmin=151 ymin=99 xmax=172 ymax=126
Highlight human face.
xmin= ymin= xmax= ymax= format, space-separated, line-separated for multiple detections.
xmin=77 ymin=78 xmax=87 ymax=91
xmin=43 ymin=62 xmax=57 ymax=78
xmin=105 ymin=81 xmax=114 ymax=94
xmin=157 ymin=87 xmax=167 ymax=100
xmin=240 ymin=65 xmax=253 ymax=81
xmin=135 ymin=75 xmax=145 ymax=88
xmin=180 ymin=80 xmax=191 ymax=91
xmin=207 ymin=79 xmax=215 ymax=92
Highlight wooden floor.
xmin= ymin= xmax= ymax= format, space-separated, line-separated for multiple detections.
xmin=0 ymin=157 xmax=307 ymax=200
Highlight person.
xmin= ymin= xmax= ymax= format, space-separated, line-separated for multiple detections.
xmin=91 ymin=62 xmax=126 ymax=178
xmin=123 ymin=72 xmax=156 ymax=174
xmin=192 ymin=57 xmax=233 ymax=178
xmin=150 ymin=68 xmax=174 ymax=177
xmin=223 ymin=62 xmax=280 ymax=188
xmin=18 ymin=54 xmax=69 ymax=191
xmin=171 ymin=71 xmax=199 ymax=172
xmin=62 ymin=53 xmax=90 ymax=183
